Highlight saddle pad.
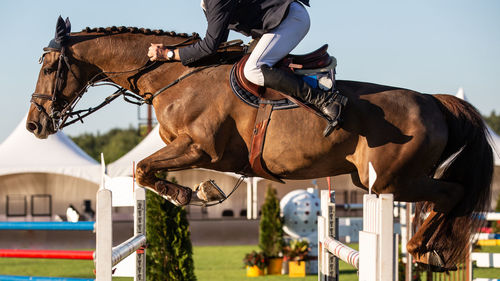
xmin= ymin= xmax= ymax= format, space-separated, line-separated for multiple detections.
xmin=229 ymin=63 xmax=298 ymax=110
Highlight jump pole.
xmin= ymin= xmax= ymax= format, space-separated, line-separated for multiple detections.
xmin=0 ymin=249 xmax=93 ymax=260
xmin=0 ymin=221 xmax=95 ymax=231
xmin=95 ymin=155 xmax=146 ymax=281
xmin=0 ymin=276 xmax=94 ymax=281
xmin=318 ymin=162 xmax=397 ymax=281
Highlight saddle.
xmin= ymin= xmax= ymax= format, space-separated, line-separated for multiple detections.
xmin=229 ymin=44 xmax=338 ymax=183
xmin=234 ymin=44 xmax=336 ymax=101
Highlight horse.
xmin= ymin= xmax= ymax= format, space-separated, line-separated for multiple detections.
xmin=26 ymin=17 xmax=492 ymax=272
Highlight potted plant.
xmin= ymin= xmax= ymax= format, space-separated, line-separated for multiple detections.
xmin=259 ymin=185 xmax=285 ymax=275
xmin=243 ymin=250 xmax=267 ymax=277
xmin=283 ymin=239 xmax=309 ymax=277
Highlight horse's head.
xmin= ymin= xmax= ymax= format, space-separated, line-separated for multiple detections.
xmin=27 ymin=16 xmax=93 ymax=138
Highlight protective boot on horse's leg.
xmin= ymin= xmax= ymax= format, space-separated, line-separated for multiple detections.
xmin=135 ymin=134 xmax=226 ymax=206
xmin=260 ymin=65 xmax=347 ymax=136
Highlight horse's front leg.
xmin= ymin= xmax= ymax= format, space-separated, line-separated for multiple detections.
xmin=136 ymin=134 xmax=222 ymax=206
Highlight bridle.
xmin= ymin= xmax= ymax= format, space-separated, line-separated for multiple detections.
xmin=31 ymin=45 xmax=82 ymax=131
xmin=30 ymin=33 xmax=205 ymax=132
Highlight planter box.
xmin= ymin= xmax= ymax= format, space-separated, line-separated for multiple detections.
xmin=267 ymin=257 xmax=283 ymax=275
xmin=246 ymin=265 xmax=264 ymax=277
xmin=288 ymin=260 xmax=306 ymax=277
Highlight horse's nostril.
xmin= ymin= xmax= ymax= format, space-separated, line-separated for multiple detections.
xmin=26 ymin=122 xmax=38 ymax=133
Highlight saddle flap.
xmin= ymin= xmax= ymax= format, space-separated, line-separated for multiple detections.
xmin=235 ymin=55 xmax=288 ymax=100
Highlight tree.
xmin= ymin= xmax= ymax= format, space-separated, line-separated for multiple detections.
xmin=70 ymin=126 xmax=144 ymax=163
xmin=146 ymin=177 xmax=196 ymax=281
xmin=483 ymin=110 xmax=500 ymax=135
xmin=259 ymin=184 xmax=284 ymax=258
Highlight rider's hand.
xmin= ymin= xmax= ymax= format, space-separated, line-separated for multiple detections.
xmin=148 ymin=43 xmax=167 ymax=61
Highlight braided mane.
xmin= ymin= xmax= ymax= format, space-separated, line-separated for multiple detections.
xmin=79 ymin=26 xmax=200 ymax=39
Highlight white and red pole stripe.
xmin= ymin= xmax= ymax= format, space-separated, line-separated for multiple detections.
xmin=0 ymin=249 xmax=93 ymax=260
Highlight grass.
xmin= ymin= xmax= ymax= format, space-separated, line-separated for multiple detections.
xmin=470 ymin=245 xmax=500 ymax=280
xmin=0 ymin=245 xmax=497 ymax=281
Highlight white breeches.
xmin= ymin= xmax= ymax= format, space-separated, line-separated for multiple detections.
xmin=243 ymin=2 xmax=311 ymax=86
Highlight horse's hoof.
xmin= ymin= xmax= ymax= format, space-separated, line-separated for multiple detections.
xmin=415 ymin=250 xmax=457 ymax=272
xmin=194 ymin=180 xmax=227 ymax=203
xmin=155 ymin=181 xmax=192 ymax=206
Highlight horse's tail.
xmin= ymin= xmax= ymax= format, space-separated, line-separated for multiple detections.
xmin=418 ymin=94 xmax=493 ymax=266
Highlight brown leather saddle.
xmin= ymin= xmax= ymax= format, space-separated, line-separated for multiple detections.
xmin=230 ymin=44 xmax=336 ymax=182
xmin=234 ymin=44 xmax=333 ymax=101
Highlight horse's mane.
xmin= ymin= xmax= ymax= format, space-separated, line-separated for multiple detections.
xmin=76 ymin=26 xmax=242 ymax=65
xmin=78 ymin=26 xmax=200 ymax=39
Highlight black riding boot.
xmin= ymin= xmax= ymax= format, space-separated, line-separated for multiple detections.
xmin=260 ymin=65 xmax=347 ymax=136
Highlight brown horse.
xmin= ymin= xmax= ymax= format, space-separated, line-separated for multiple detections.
xmin=27 ymin=17 xmax=492 ymax=272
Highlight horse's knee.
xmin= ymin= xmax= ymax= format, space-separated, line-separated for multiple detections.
xmin=136 ymin=160 xmax=153 ymax=186
xmin=406 ymin=235 xmax=423 ymax=255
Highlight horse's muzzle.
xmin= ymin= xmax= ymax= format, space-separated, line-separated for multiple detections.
xmin=26 ymin=119 xmax=52 ymax=139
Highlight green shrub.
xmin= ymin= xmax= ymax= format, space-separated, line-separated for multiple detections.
xmin=258 ymin=185 xmax=284 ymax=258
xmin=146 ymin=177 xmax=196 ymax=281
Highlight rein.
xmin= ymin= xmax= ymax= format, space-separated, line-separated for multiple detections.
xmin=61 ymin=64 xmax=219 ymax=128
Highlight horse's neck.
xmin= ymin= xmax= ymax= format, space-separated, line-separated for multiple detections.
xmin=70 ymin=33 xmax=187 ymax=94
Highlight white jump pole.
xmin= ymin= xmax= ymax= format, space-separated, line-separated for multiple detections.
xmin=95 ymin=155 xmax=146 ymax=281
xmin=96 ymin=155 xmax=112 ymax=280
xmin=318 ymin=162 xmax=397 ymax=281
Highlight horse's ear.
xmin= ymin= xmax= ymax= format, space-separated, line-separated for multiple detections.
xmin=54 ymin=16 xmax=70 ymax=44
xmin=65 ymin=17 xmax=71 ymax=34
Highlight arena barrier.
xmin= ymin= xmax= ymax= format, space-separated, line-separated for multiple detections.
xmin=318 ymin=190 xmax=397 ymax=281
xmin=94 ymin=167 xmax=146 ymax=281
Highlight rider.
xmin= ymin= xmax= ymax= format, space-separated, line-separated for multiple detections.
xmin=148 ymin=0 xmax=346 ymax=135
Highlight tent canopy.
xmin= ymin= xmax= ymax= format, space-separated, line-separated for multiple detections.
xmin=0 ymin=116 xmax=101 ymax=183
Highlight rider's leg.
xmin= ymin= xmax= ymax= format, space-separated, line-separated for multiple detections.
xmin=243 ymin=2 xmax=346 ymax=136
xmin=243 ymin=2 xmax=310 ymax=86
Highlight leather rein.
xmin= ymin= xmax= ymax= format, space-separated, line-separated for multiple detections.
xmin=30 ymin=34 xmax=210 ymax=131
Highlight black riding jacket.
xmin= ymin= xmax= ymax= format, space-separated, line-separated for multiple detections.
xmin=179 ymin=0 xmax=310 ymax=66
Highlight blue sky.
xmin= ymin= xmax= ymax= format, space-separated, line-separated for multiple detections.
xmin=1 ymin=0 xmax=499 ymax=142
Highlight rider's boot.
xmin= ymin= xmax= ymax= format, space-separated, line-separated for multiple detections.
xmin=260 ymin=65 xmax=347 ymax=136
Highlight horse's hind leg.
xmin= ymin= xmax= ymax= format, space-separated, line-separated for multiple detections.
xmin=135 ymin=134 xmax=214 ymax=206
xmin=383 ymin=176 xmax=466 ymax=271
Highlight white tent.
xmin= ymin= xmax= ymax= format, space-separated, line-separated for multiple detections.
xmin=0 ymin=115 xmax=101 ymax=183
xmin=0 ymin=115 xmax=101 ymax=217
xmin=456 ymin=88 xmax=500 ymax=166
xmin=107 ymin=125 xmax=165 ymax=177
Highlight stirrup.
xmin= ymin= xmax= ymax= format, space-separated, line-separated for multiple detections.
xmin=322 ymin=91 xmax=347 ymax=137
xmin=323 ymin=119 xmax=340 ymax=137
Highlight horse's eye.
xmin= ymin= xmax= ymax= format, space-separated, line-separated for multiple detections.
xmin=43 ymin=68 xmax=56 ymax=75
